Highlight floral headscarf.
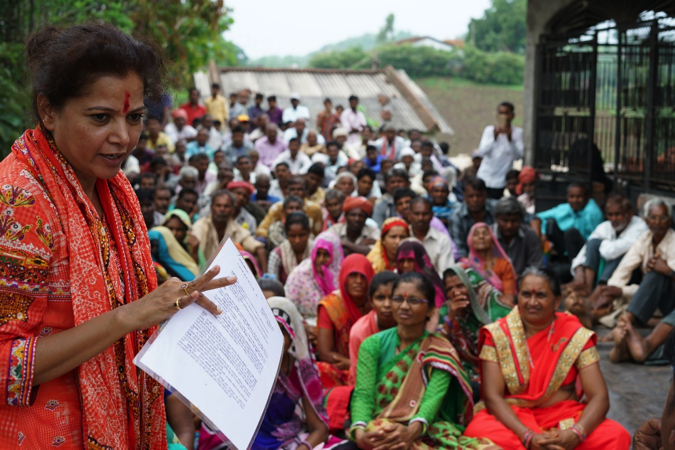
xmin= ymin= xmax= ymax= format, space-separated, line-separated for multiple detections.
xmin=396 ymin=239 xmax=446 ymax=308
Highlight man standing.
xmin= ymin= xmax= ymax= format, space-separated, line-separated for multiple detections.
xmin=340 ymin=95 xmax=367 ymax=147
xmin=409 ymin=197 xmax=455 ymax=274
xmin=204 ymin=83 xmax=228 ymax=127
xmin=317 ymin=98 xmax=340 ymax=141
xmin=228 ymin=90 xmax=248 ymax=119
xmin=476 ymin=102 xmax=524 ymax=199
xmin=450 ymin=178 xmax=497 ymax=258
xmin=282 ymin=93 xmax=310 ymax=124
xmin=492 ymin=196 xmax=543 ymax=277
xmin=255 ymin=124 xmax=287 ymax=168
xmin=248 ymin=93 xmax=265 ymax=130
xmin=179 ymin=87 xmax=207 ymax=127
xmin=267 ymin=95 xmax=284 ymax=126
xmin=192 ymin=190 xmax=267 ymax=272
xmin=329 ymin=197 xmax=380 ymax=256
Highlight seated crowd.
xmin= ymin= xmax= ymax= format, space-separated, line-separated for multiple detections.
xmin=130 ymin=92 xmax=672 ymax=449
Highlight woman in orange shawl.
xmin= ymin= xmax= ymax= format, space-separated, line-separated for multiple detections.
xmin=316 ymin=254 xmax=375 ymax=388
xmin=463 ymin=267 xmax=630 ymax=449
xmin=0 ymin=24 xmax=233 ymax=449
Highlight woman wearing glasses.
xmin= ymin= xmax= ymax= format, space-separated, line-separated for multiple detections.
xmin=349 ymin=272 xmax=493 ymax=449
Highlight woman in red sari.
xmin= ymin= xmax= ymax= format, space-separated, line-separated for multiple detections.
xmin=316 ymin=254 xmax=375 ymax=388
xmin=463 ymin=267 xmax=630 ymax=449
xmin=0 ymin=24 xmax=234 ymax=449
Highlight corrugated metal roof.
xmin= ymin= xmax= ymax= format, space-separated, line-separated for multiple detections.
xmin=196 ymin=66 xmax=453 ymax=135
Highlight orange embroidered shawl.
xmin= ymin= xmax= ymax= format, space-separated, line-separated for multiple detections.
xmin=0 ymin=127 xmax=165 ymax=448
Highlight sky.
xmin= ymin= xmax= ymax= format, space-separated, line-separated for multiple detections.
xmin=224 ymin=0 xmax=492 ymax=59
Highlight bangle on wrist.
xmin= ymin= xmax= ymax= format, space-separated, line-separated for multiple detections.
xmin=571 ymin=423 xmax=587 ymax=444
xmin=520 ymin=429 xmax=534 ymax=448
xmin=298 ymin=439 xmax=312 ymax=450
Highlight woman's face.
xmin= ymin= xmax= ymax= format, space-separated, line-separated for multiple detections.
xmin=287 ymin=223 xmax=310 ymax=254
xmin=357 ymin=176 xmax=373 ymax=196
xmin=345 ymin=272 xmax=367 ymax=301
xmin=41 ymin=73 xmax=145 ymax=189
xmin=383 ymin=226 xmax=408 ymax=258
xmin=471 ymin=225 xmax=493 ymax=252
xmin=444 ymin=274 xmax=469 ymax=302
xmin=314 ymin=248 xmax=331 ymax=271
xmin=371 ymin=282 xmax=394 ymax=323
xmin=165 ymin=216 xmax=188 ymax=243
xmin=397 ymin=257 xmax=416 ymax=274
xmin=392 ymin=281 xmax=431 ymax=327
xmin=518 ymin=275 xmax=560 ymax=327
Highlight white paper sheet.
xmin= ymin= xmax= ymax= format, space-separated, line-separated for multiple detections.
xmin=134 ymin=238 xmax=284 ymax=450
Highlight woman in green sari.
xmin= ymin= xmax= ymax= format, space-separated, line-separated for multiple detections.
xmin=439 ymin=265 xmax=512 ymax=383
xmin=350 ymin=272 xmax=494 ymax=449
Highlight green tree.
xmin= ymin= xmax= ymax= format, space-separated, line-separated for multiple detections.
xmin=377 ymin=44 xmax=461 ymax=77
xmin=469 ymin=0 xmax=526 ymax=53
xmin=376 ymin=13 xmax=395 ymax=44
xmin=308 ymin=47 xmax=370 ymax=70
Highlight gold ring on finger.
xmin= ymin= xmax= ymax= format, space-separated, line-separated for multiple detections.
xmin=174 ymin=297 xmax=183 ymax=310
xmin=181 ymin=283 xmax=191 ymax=297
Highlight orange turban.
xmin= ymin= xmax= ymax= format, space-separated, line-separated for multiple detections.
xmin=343 ymin=196 xmax=373 ymax=217
xmin=516 ymin=167 xmax=538 ymax=195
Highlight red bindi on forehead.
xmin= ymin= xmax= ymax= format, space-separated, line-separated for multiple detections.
xmin=123 ymin=91 xmax=130 ymax=113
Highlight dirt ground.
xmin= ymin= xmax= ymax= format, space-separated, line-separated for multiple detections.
xmin=416 ymin=77 xmax=525 ymax=158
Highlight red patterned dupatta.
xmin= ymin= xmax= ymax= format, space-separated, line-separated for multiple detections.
xmin=11 ymin=127 xmax=165 ymax=449
xmin=478 ymin=308 xmax=598 ymax=410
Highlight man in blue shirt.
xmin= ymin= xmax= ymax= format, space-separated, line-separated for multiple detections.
xmin=531 ymin=182 xmax=604 ymax=281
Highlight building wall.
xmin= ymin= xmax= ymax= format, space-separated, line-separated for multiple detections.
xmin=523 ymin=0 xmax=577 ymax=165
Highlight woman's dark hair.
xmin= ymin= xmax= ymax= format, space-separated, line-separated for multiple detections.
xmin=284 ymin=211 xmax=310 ymax=234
xmin=26 ymin=22 xmax=166 ymax=122
xmin=258 ymin=278 xmax=285 ymax=297
xmin=283 ymin=195 xmax=303 ymax=210
xmin=369 ymin=271 xmax=398 ymax=299
xmin=518 ymin=266 xmax=562 ymax=297
xmin=392 ymin=272 xmax=435 ymax=309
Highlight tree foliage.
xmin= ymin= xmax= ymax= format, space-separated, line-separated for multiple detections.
xmin=308 ymin=47 xmax=370 ymax=70
xmin=377 ymin=13 xmax=395 ymax=44
xmin=468 ymin=0 xmax=526 ymax=54
xmin=0 ymin=0 xmax=235 ymax=156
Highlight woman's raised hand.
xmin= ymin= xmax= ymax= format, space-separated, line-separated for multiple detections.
xmin=124 ymin=266 xmax=237 ymax=332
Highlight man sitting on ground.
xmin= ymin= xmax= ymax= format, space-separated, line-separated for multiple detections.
xmin=531 ymin=182 xmax=603 ymax=281
xmin=268 ymin=162 xmax=292 ymax=200
xmin=272 ymin=137 xmax=312 ymax=175
xmin=450 ymin=177 xmax=497 ymax=258
xmin=251 ymin=174 xmax=280 ymax=213
xmin=321 ymin=189 xmax=345 ymax=232
xmin=409 ymin=196 xmax=455 ymax=274
xmin=372 ymin=168 xmax=409 ymax=227
xmin=222 ymin=125 xmax=253 ymax=166
xmin=305 ymin=163 xmax=326 ymax=204
xmin=492 ymin=196 xmax=543 ymax=277
xmin=192 ymin=189 xmax=267 ymax=272
xmin=227 ymin=181 xmax=258 ymax=233
xmin=610 ymin=199 xmax=675 ymax=365
xmin=328 ymin=196 xmax=380 ymax=256
xmin=569 ymin=194 xmax=647 ymax=295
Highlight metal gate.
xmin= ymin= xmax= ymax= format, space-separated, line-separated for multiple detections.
xmin=534 ymin=18 xmax=675 ymax=194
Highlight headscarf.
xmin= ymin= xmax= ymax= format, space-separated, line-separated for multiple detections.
xmin=428 ymin=176 xmax=453 ymax=223
xmin=275 ymin=236 xmax=314 ymax=282
xmin=162 ymin=209 xmax=206 ymax=268
xmin=11 ymin=126 xmax=165 ymax=448
xmin=339 ymin=254 xmax=376 ymax=325
xmin=285 ymin=231 xmax=344 ymax=321
xmin=463 ymin=222 xmax=516 ymax=292
xmin=343 ymin=195 xmax=373 ymax=217
xmin=367 ymin=217 xmax=410 ymax=273
xmin=396 ymin=239 xmax=446 ymax=308
xmin=516 ymin=166 xmax=538 ymax=195
xmin=227 ymin=180 xmax=255 ymax=196
xmin=267 ymin=297 xmax=328 ymax=427
xmin=241 ymin=249 xmax=262 ymax=279
xmin=148 ymin=227 xmax=200 ymax=280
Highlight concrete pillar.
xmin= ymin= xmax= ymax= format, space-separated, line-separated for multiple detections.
xmin=523 ymin=0 xmax=577 ymax=165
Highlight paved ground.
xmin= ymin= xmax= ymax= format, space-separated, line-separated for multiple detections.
xmin=596 ymin=328 xmax=670 ymax=436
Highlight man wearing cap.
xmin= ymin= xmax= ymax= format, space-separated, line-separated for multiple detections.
xmin=340 ymin=95 xmax=367 ymax=147
xmin=205 ymin=83 xmax=228 ymax=127
xmin=328 ymin=196 xmax=381 ymax=256
xmin=227 ymin=181 xmax=259 ymax=233
xmin=255 ymin=124 xmax=287 ymax=168
xmin=267 ymin=96 xmax=283 ymax=127
xmin=282 ymin=93 xmax=310 ymax=124
xmin=165 ymin=109 xmax=197 ymax=144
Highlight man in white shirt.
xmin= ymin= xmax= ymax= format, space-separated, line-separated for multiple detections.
xmin=272 ymin=138 xmax=312 ymax=175
xmin=476 ymin=102 xmax=524 ymax=199
xmin=409 ymin=196 xmax=455 ymax=274
xmin=320 ymin=140 xmax=349 ymax=183
xmin=282 ymin=118 xmax=325 ymax=145
xmin=282 ymin=93 xmax=310 ymax=124
xmin=340 ymin=95 xmax=367 ymax=146
xmin=372 ymin=126 xmax=407 ymax=161
xmin=198 ymin=114 xmax=223 ymax=151
xmin=164 ymin=108 xmax=197 ymax=144
xmin=570 ymin=195 xmax=648 ymax=294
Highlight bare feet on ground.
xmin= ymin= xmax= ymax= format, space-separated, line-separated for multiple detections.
xmin=624 ymin=319 xmax=649 ymax=363
xmin=609 ymin=319 xmax=631 ymax=363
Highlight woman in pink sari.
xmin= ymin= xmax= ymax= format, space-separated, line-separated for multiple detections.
xmin=462 ymin=222 xmax=516 ymax=304
xmin=285 ymin=231 xmax=344 ymax=344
